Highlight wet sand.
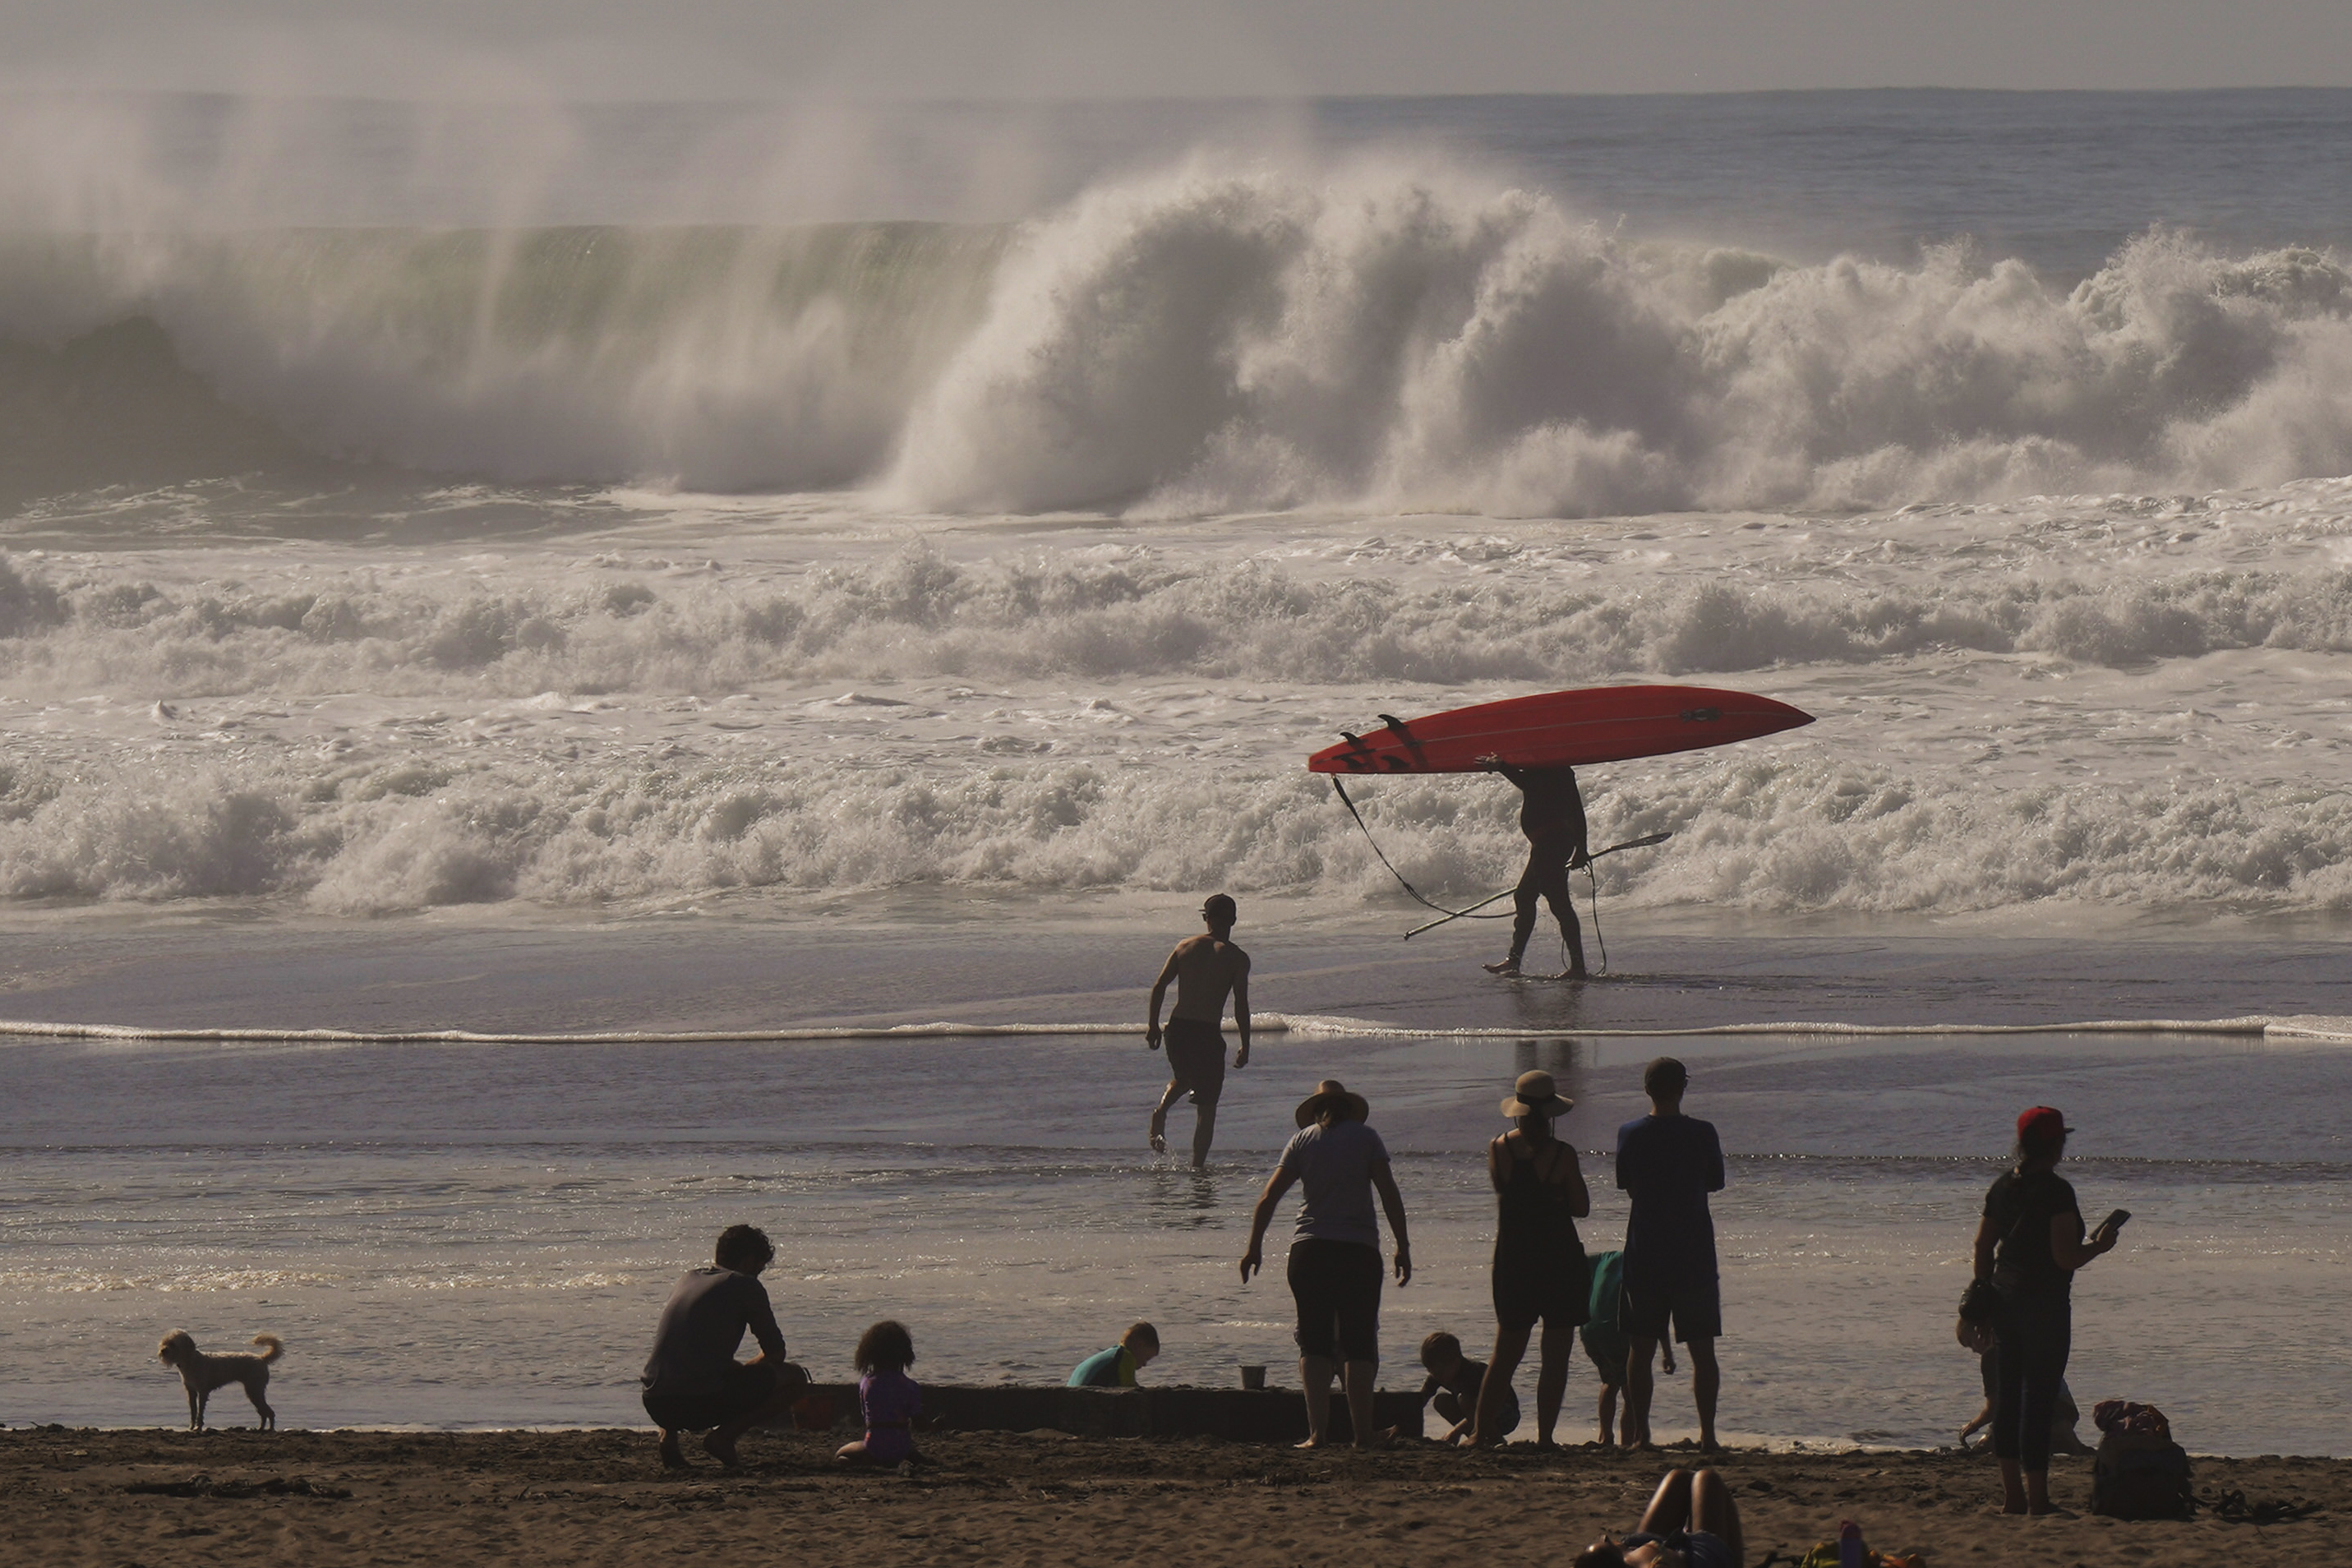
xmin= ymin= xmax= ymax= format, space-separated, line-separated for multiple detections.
xmin=4 ymin=1427 xmax=2338 ymax=1566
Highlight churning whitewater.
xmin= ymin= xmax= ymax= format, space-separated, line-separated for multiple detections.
xmin=5 ymin=166 xmax=2352 ymax=510
xmin=5 ymin=95 xmax=2352 ymax=922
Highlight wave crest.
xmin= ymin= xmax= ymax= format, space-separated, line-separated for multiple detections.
xmin=4 ymin=162 xmax=2350 ymax=512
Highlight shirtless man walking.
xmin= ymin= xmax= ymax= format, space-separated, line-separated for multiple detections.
xmin=1146 ymin=893 xmax=1252 ymax=1168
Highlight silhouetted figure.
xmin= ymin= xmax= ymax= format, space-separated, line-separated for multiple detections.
xmin=1469 ymin=1069 xmax=1590 ymax=1447
xmin=1146 ymin=893 xmax=1252 ymax=1165
xmin=1971 ymin=1105 xmax=2121 ymax=1515
xmin=1483 ymin=763 xmax=1590 ymax=979
xmin=1617 ymin=1057 xmax=1727 ymax=1453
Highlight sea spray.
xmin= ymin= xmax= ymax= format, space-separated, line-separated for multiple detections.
xmin=2 ymin=167 xmax=2350 ymax=510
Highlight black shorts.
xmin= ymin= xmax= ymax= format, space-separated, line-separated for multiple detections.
xmin=1618 ymin=1278 xmax=1722 ymax=1344
xmin=1288 ymin=1238 xmax=1383 ymax=1363
xmin=1492 ymin=1245 xmax=1589 ymax=1334
xmin=641 ymin=1360 xmax=778 ymax=1432
xmin=1162 ymin=1019 xmax=1227 ymax=1105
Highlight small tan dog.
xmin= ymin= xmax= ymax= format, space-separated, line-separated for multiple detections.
xmin=157 ymin=1330 xmax=284 ymax=1431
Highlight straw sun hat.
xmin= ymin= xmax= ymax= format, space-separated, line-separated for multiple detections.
xmin=1501 ymin=1069 xmax=1574 ymax=1119
xmin=1293 ymin=1079 xmax=1371 ymax=1128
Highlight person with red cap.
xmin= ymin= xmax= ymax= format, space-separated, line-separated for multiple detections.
xmin=1970 ymin=1106 xmax=2124 ymax=1515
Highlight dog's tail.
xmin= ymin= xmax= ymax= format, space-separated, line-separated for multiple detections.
xmin=250 ymin=1334 xmax=285 ymax=1364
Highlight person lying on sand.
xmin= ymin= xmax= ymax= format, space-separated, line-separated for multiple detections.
xmin=640 ymin=1224 xmax=809 ymax=1469
xmin=1575 ymin=1465 xmax=1745 ymax=1568
xmin=1145 ymin=893 xmax=1252 ymax=1167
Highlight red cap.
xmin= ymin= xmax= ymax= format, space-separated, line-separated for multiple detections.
xmin=2017 ymin=1106 xmax=2072 ymax=1146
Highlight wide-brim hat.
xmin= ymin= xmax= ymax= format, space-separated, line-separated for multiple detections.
xmin=1294 ymin=1078 xmax=1370 ymax=1128
xmin=1501 ymin=1069 xmax=1574 ymax=1119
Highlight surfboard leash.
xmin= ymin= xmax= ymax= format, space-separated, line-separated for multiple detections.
xmin=1329 ymin=777 xmax=1515 ymax=924
xmin=1585 ymin=860 xmax=1608 ymax=976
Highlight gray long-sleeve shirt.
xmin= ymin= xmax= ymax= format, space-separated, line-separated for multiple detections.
xmin=640 ymin=1266 xmax=786 ymax=1397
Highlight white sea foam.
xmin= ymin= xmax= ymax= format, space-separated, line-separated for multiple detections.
xmin=4 ymin=476 xmax=2352 ymax=917
xmin=4 ymin=114 xmax=2352 ymax=924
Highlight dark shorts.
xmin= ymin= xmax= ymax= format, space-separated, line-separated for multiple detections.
xmin=1492 ymin=1245 xmax=1589 ymax=1334
xmin=1162 ymin=1019 xmax=1226 ymax=1105
xmin=642 ymin=1360 xmax=778 ymax=1433
xmin=1618 ymin=1277 xmax=1722 ymax=1344
xmin=1288 ymin=1238 xmax=1383 ymax=1363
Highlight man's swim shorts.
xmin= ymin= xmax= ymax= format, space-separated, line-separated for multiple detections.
xmin=1162 ymin=1018 xmax=1227 ymax=1105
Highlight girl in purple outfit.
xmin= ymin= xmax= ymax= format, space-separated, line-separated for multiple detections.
xmin=836 ymin=1320 xmax=923 ymax=1467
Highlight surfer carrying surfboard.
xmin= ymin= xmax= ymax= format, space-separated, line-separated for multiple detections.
xmin=1145 ymin=894 xmax=1252 ymax=1167
xmin=1481 ymin=762 xmax=1591 ymax=981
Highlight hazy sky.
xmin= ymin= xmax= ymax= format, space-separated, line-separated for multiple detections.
xmin=9 ymin=0 xmax=2350 ymax=99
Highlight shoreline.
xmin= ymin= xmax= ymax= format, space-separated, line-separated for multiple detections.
xmin=4 ymin=1427 xmax=2339 ymax=1567
xmin=2 ymin=1012 xmax=2337 ymax=1045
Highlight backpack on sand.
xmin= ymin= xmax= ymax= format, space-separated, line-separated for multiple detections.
xmin=2090 ymin=1429 xmax=2195 ymax=1520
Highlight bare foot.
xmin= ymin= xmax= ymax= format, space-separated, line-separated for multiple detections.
xmin=1148 ymin=1112 xmax=1167 ymax=1155
xmin=657 ymin=1432 xmax=689 ymax=1470
xmin=1699 ymin=1437 xmax=1724 ymax=1455
xmin=1483 ymin=960 xmax=1520 ymax=975
xmin=701 ymin=1432 xmax=743 ymax=1469
xmin=1294 ymin=1436 xmax=1329 ymax=1450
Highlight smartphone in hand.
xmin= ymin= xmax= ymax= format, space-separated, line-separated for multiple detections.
xmin=2097 ymin=1208 xmax=2132 ymax=1238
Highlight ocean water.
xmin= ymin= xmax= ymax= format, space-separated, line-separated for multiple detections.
xmin=2 ymin=89 xmax=2350 ymax=1447
xmin=3 ymin=1024 xmax=2345 ymax=1455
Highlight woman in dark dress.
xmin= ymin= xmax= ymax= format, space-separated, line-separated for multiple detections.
xmin=1468 ymin=1068 xmax=1589 ymax=1446
xmin=1971 ymin=1106 xmax=2123 ymax=1515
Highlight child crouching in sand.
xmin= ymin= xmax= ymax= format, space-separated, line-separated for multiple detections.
xmin=1413 ymin=1330 xmax=1515 ymax=1446
xmin=836 ymin=1320 xmax=925 ymax=1468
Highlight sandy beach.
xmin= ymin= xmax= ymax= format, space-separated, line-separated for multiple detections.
xmin=3 ymin=1427 xmax=2338 ymax=1566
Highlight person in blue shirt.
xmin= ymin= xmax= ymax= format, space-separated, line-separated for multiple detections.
xmin=1068 ymin=1322 xmax=1160 ymax=1388
xmin=1615 ymin=1057 xmax=1727 ymax=1453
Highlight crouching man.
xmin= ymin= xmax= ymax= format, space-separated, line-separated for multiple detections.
xmin=641 ymin=1223 xmax=810 ymax=1469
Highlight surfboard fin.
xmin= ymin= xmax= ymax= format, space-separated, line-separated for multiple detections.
xmin=1377 ymin=713 xmax=1427 ymax=764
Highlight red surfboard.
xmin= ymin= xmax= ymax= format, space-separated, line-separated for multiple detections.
xmin=1306 ymin=685 xmax=1813 ymax=774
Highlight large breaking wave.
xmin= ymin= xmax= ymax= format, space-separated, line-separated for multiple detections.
xmin=4 ymin=161 xmax=2352 ymax=514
